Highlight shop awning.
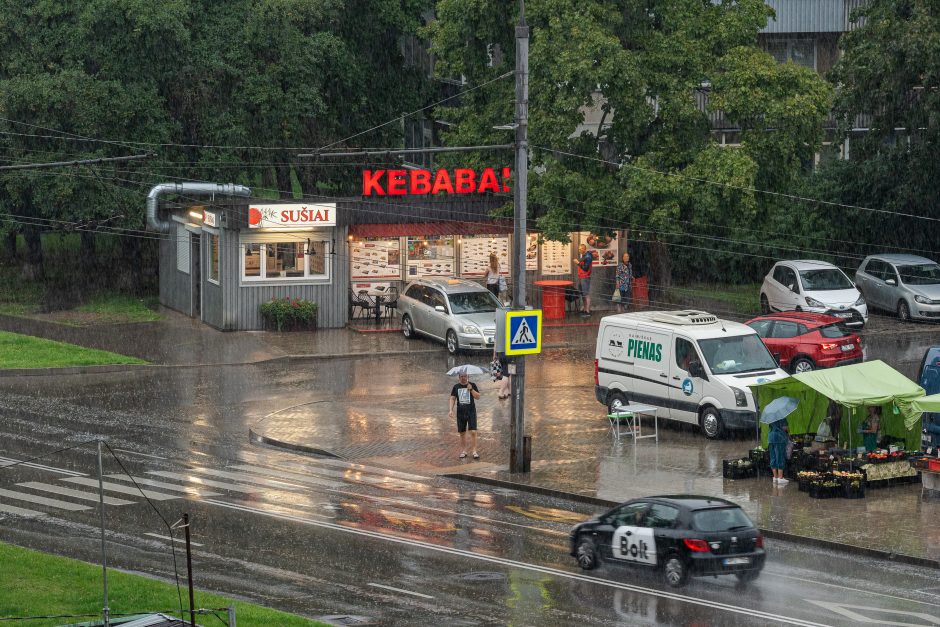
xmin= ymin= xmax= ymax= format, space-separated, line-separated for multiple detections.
xmin=750 ymin=360 xmax=926 ymax=449
xmin=349 ymin=221 xmax=514 ymax=238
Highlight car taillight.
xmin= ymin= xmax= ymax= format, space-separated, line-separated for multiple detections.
xmin=594 ymin=359 xmax=599 ymax=386
xmin=755 ymin=535 xmax=764 ymax=549
xmin=683 ymin=538 xmax=710 ymax=553
xmin=855 ymin=336 xmax=861 ymax=345
xmin=821 ymin=343 xmax=837 ymax=350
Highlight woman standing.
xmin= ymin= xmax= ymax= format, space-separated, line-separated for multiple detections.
xmin=616 ymin=252 xmax=634 ymax=313
xmin=861 ymin=406 xmax=881 ymax=452
xmin=768 ymin=419 xmax=790 ymax=485
xmin=485 ymin=253 xmax=501 ymax=297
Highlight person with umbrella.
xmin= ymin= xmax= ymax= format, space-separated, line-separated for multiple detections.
xmin=448 ymin=365 xmax=483 ymax=459
xmin=761 ymin=396 xmax=798 ymax=486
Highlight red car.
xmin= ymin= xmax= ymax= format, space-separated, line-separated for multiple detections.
xmin=745 ymin=312 xmax=863 ymax=374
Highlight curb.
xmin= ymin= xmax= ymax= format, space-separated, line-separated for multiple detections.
xmin=0 ymin=349 xmax=445 ymax=376
xmin=442 ymin=473 xmax=940 ymax=571
xmin=248 ymin=428 xmax=343 ymax=459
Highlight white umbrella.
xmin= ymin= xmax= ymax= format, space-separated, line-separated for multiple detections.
xmin=447 ymin=364 xmax=486 ymax=376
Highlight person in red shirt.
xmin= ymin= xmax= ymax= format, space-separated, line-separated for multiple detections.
xmin=573 ymin=243 xmax=594 ymax=316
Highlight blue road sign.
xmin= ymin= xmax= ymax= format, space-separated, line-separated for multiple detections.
xmin=505 ymin=310 xmax=543 ymax=356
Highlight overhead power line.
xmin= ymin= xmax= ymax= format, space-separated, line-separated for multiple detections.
xmin=0 ymin=153 xmax=153 ymax=171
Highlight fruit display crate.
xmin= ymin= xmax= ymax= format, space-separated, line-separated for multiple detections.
xmin=722 ymin=459 xmax=756 ymax=480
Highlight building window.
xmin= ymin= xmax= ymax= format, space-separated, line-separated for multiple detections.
xmin=208 ymin=233 xmax=220 ymax=284
xmin=764 ymin=37 xmax=816 ymax=70
xmin=240 ymin=239 xmax=330 ymax=283
xmin=176 ymin=224 xmax=190 ymax=274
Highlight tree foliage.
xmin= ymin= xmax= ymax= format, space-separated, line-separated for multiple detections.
xmin=429 ymin=0 xmax=832 ymax=287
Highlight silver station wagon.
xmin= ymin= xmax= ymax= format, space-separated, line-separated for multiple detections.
xmin=855 ymin=254 xmax=940 ymax=322
xmin=397 ymin=278 xmax=499 ymax=354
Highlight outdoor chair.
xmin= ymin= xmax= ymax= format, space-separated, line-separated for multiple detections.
xmin=383 ymin=285 xmax=399 ymax=318
xmin=565 ymin=287 xmax=581 ymax=314
xmin=349 ymin=288 xmax=373 ymax=319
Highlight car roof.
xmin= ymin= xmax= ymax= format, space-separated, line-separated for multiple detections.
xmin=626 ymin=495 xmax=740 ymax=511
xmin=778 ymin=259 xmax=839 ymax=271
xmin=865 ymin=253 xmax=936 ymax=265
xmin=746 ymin=311 xmax=845 ymax=328
xmin=407 ymin=278 xmax=487 ymax=294
xmin=601 ymin=311 xmax=757 ymax=339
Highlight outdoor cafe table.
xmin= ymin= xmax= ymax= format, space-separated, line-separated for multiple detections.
xmin=534 ymin=279 xmax=573 ymax=320
xmin=607 ymin=404 xmax=659 ymax=445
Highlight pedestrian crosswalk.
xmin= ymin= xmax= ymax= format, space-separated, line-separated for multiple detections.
xmin=0 ymin=487 xmax=91 ymax=511
xmin=17 ymin=482 xmax=135 ymax=506
xmin=60 ymin=477 xmax=182 ymax=501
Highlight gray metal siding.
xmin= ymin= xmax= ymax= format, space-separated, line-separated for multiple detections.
xmin=220 ymin=226 xmax=349 ymax=330
xmin=159 ymin=233 xmax=192 ymax=315
xmin=761 ymin=0 xmax=846 ymax=34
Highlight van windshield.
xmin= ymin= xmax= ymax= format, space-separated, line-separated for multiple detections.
xmin=698 ymin=334 xmax=777 ymax=375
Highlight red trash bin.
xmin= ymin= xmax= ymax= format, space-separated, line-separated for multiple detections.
xmin=633 ymin=276 xmax=649 ymax=309
xmin=534 ymin=280 xmax=573 ymax=320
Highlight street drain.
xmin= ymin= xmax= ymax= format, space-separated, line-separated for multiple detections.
xmin=315 ymin=615 xmax=378 ymax=626
xmin=457 ymin=571 xmax=507 ymax=582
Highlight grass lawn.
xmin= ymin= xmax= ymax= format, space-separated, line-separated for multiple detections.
xmin=0 ymin=542 xmax=326 ymax=626
xmin=667 ymin=283 xmax=761 ymax=316
xmin=0 ymin=331 xmax=146 ymax=368
xmin=75 ymin=295 xmax=161 ymax=324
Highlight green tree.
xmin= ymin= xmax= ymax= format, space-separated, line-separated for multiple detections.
xmin=429 ymin=0 xmax=832 ymax=289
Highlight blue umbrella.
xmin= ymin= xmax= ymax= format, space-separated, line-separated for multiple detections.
xmin=760 ymin=396 xmax=799 ymax=424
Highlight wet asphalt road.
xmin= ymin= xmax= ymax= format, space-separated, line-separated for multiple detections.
xmin=0 ymin=316 xmax=939 ymax=625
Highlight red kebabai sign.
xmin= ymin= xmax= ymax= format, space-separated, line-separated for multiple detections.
xmin=362 ymin=167 xmax=511 ymax=197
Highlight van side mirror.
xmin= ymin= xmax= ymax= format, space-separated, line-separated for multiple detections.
xmin=434 ymin=305 xmax=446 ymax=313
xmin=885 ymin=278 xmax=896 ymax=286
xmin=689 ymin=361 xmax=705 ymax=378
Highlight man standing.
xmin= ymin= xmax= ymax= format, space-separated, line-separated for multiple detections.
xmin=449 ymin=372 xmax=481 ymax=459
xmin=574 ymin=243 xmax=594 ymax=316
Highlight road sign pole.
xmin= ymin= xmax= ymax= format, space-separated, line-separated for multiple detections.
xmin=510 ymin=0 xmax=529 ymax=474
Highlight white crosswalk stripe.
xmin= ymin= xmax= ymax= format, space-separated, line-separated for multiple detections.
xmin=104 ymin=475 xmax=221 ymax=497
xmin=18 ymin=482 xmax=134 ymax=506
xmin=185 ymin=467 xmax=308 ymax=491
xmin=146 ymin=471 xmax=261 ymax=494
xmin=0 ymin=502 xmax=46 ymax=517
xmin=228 ymin=464 xmax=343 ymax=489
xmin=0 ymin=487 xmax=90 ymax=511
xmin=0 ymin=456 xmax=86 ymax=477
xmin=61 ymin=478 xmax=180 ymax=501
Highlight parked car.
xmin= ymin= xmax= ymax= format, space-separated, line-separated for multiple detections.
xmin=760 ymin=260 xmax=868 ymax=327
xmin=745 ymin=312 xmax=862 ymax=374
xmin=397 ymin=278 xmax=499 ymax=354
xmin=570 ymin=495 xmax=765 ymax=587
xmin=855 ymin=254 xmax=940 ymax=322
xmin=918 ymin=346 xmax=940 ymax=449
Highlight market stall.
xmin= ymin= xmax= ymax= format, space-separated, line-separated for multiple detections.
xmin=722 ymin=361 xmax=928 ymax=499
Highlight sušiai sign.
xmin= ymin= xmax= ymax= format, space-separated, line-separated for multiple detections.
xmin=362 ymin=167 xmax=511 ymax=196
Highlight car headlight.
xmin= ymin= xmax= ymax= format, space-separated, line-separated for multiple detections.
xmin=914 ymin=295 xmax=930 ymax=304
xmin=854 ymin=295 xmax=866 ymax=306
xmin=461 ymin=324 xmax=480 ymax=334
xmin=731 ymin=387 xmax=748 ymax=407
xmin=805 ymin=297 xmax=825 ymax=308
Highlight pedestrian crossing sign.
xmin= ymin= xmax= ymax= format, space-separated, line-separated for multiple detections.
xmin=505 ymin=310 xmax=542 ymax=356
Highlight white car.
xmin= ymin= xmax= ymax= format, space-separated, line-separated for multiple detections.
xmin=760 ymin=260 xmax=868 ymax=328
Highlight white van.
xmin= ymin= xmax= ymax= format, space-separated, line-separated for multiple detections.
xmin=594 ymin=310 xmax=788 ymax=439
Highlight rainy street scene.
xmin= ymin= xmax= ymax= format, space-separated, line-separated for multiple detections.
xmin=2 ymin=2 xmax=940 ymax=627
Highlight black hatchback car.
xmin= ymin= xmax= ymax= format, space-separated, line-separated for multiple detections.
xmin=569 ymin=496 xmax=765 ymax=587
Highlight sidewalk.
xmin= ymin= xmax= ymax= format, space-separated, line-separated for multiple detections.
xmin=0 ymin=310 xmax=598 ymax=367
xmin=249 ymin=356 xmax=940 ymax=567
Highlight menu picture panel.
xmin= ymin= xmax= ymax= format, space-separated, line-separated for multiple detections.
xmin=351 ymin=239 xmax=402 ymax=279
xmin=459 ymin=235 xmax=510 ymax=277
xmin=541 ymin=239 xmax=571 ymax=275
xmin=524 ymin=233 xmax=539 ymax=271
xmin=581 ymin=231 xmax=618 ymax=267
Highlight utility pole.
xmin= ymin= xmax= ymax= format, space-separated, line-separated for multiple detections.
xmin=97 ymin=440 xmax=110 ymax=627
xmin=510 ymin=0 xmax=529 ymax=474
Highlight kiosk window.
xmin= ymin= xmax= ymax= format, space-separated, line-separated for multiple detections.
xmin=243 ymin=243 xmax=261 ymax=277
xmin=241 ymin=239 xmax=330 ymax=282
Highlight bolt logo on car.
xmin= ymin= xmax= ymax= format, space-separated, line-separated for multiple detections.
xmin=621 ymin=536 xmax=650 ymax=560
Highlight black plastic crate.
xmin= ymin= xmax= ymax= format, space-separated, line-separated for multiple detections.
xmin=808 ymin=481 xmax=841 ymax=499
xmin=843 ymin=484 xmax=865 ymax=499
xmin=723 ymin=459 xmax=756 ymax=480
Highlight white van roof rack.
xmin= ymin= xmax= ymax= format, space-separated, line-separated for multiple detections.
xmin=648 ymin=310 xmax=719 ymax=325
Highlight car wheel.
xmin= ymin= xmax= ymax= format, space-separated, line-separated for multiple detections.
xmin=446 ymin=330 xmax=459 ymax=355
xmin=700 ymin=405 xmax=724 ymax=440
xmin=575 ymin=537 xmax=599 ymax=571
xmin=401 ymin=315 xmax=414 ymax=339
xmin=663 ymin=554 xmax=689 ymax=588
xmin=791 ymin=357 xmax=815 ymax=374
xmin=898 ymin=300 xmax=911 ymax=322
xmin=607 ymin=391 xmax=628 ymax=415
xmin=759 ymin=294 xmax=769 ymax=315
xmin=735 ymin=570 xmax=760 ymax=585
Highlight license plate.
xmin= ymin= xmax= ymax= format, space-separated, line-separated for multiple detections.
xmin=841 ymin=343 xmax=855 ymax=351
xmin=723 ymin=557 xmax=750 ymax=566
xmin=834 ymin=312 xmax=851 ymax=318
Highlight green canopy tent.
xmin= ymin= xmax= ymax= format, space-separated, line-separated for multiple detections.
xmin=750 ymin=360 xmax=924 ymax=451
xmin=910 ymin=393 xmax=940 ymax=414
